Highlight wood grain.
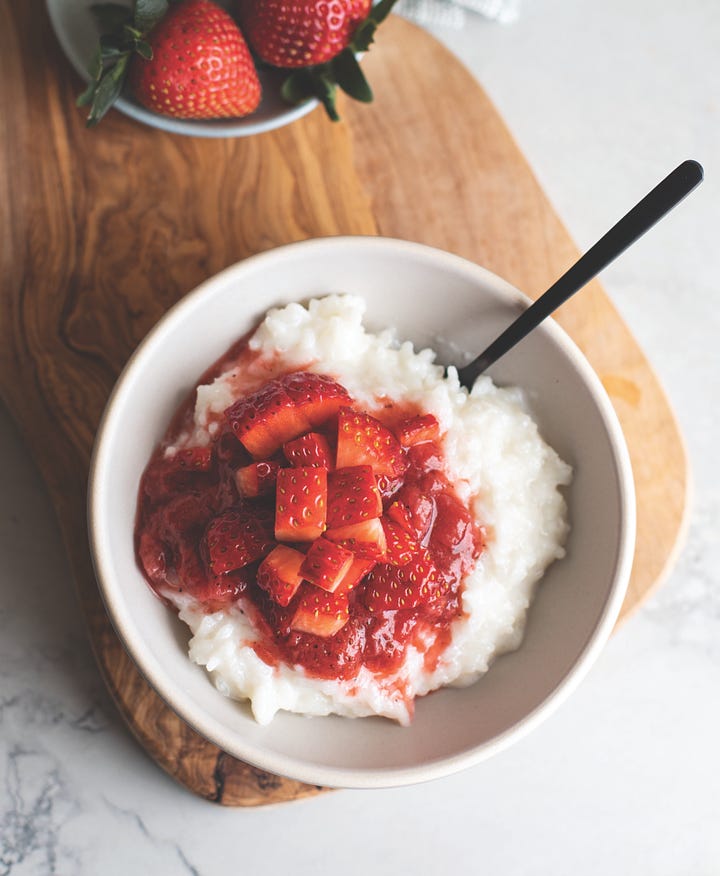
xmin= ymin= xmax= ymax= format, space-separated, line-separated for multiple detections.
xmin=0 ymin=3 xmax=688 ymax=805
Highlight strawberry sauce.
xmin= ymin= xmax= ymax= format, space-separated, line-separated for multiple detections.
xmin=135 ymin=343 xmax=483 ymax=687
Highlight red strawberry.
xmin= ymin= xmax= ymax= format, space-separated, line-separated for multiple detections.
xmin=362 ymin=551 xmax=440 ymax=612
xmin=386 ymin=485 xmax=437 ymax=541
xmin=235 ymin=459 xmax=282 ymax=497
xmin=326 ymin=465 xmax=382 ymax=528
xmin=225 ymin=381 xmax=310 ymax=459
xmin=282 ymin=372 xmax=352 ymax=428
xmin=283 ymin=432 xmax=334 ymax=469
xmin=257 ymin=545 xmax=306 ymax=606
xmin=334 ymin=556 xmax=376 ymax=595
xmin=284 ymin=616 xmax=365 ymax=679
xmin=406 ymin=441 xmax=444 ymax=472
xmin=225 ymin=373 xmax=350 ymax=458
xmin=203 ymin=507 xmax=275 ymax=575
xmin=382 ymin=520 xmax=420 ymax=566
xmin=274 ymin=466 xmax=328 ymax=541
xmin=129 ymin=0 xmax=261 ymax=120
xmin=325 ymin=518 xmax=387 ymax=559
xmin=336 ymin=407 xmax=407 ymax=477
xmin=239 ymin=0 xmax=371 ymax=68
xmin=290 ymin=584 xmax=350 ymax=637
xmin=395 ymin=414 xmax=441 ymax=447
xmin=300 ymin=537 xmax=354 ymax=592
xmin=237 ymin=0 xmax=398 ymax=122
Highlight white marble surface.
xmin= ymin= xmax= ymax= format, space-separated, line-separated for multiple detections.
xmin=2 ymin=0 xmax=719 ymax=871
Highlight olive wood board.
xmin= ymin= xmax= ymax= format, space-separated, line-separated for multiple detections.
xmin=0 ymin=3 xmax=689 ymax=806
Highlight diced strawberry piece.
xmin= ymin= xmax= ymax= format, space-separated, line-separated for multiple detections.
xmin=407 ymin=441 xmax=444 ymax=472
xmin=203 ymin=507 xmax=275 ymax=575
xmin=325 ymin=518 xmax=387 ymax=559
xmin=334 ymin=556 xmax=376 ymax=595
xmin=224 ymin=380 xmax=311 ymax=458
xmin=173 ymin=446 xmax=213 ymax=470
xmin=300 ymin=537 xmax=354 ymax=592
xmin=382 ymin=519 xmax=421 ymax=566
xmin=284 ymin=617 xmax=365 ymax=680
xmin=336 ymin=407 xmax=407 ymax=477
xmin=375 ymin=473 xmax=403 ymax=500
xmin=274 ymin=466 xmax=328 ymax=541
xmin=257 ymin=544 xmax=306 ymax=606
xmin=283 ymin=432 xmax=334 ymax=469
xmin=362 ymin=551 xmax=440 ymax=612
xmin=326 ymin=465 xmax=382 ymax=528
xmin=290 ymin=584 xmax=350 ymax=637
xmin=395 ymin=414 xmax=441 ymax=447
xmin=386 ymin=485 xmax=437 ymax=541
xmin=282 ymin=372 xmax=352 ymax=428
xmin=235 ymin=459 xmax=281 ymax=497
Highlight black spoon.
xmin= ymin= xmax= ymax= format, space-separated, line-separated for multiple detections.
xmin=456 ymin=159 xmax=704 ymax=389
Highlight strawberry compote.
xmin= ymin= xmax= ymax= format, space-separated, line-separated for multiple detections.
xmin=136 ymin=364 xmax=483 ymax=687
xmin=134 ymin=294 xmax=571 ymax=725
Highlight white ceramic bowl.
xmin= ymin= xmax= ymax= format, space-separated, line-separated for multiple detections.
xmin=88 ymin=237 xmax=635 ymax=788
xmin=46 ymin=0 xmax=317 ymax=137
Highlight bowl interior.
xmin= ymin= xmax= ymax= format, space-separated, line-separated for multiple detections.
xmin=90 ymin=237 xmax=635 ymax=787
xmin=46 ymin=0 xmax=317 ymax=137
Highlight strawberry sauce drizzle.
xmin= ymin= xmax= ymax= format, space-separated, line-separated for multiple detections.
xmin=135 ymin=342 xmax=484 ymax=689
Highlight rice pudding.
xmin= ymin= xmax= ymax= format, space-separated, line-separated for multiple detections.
xmin=135 ymin=294 xmax=571 ymax=725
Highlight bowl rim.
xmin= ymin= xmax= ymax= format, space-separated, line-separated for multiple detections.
xmin=88 ymin=236 xmax=636 ymax=789
xmin=45 ymin=0 xmax=318 ymax=138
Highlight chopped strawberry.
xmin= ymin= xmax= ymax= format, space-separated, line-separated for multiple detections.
xmin=326 ymin=465 xmax=382 ymax=528
xmin=283 ymin=432 xmax=334 ymax=469
xmin=386 ymin=484 xmax=437 ymax=541
xmin=284 ymin=617 xmax=365 ymax=679
xmin=336 ymin=407 xmax=407 ymax=476
xmin=375 ymin=473 xmax=404 ymax=500
xmin=325 ymin=518 xmax=387 ymax=559
xmin=290 ymin=584 xmax=350 ymax=637
xmin=203 ymin=507 xmax=275 ymax=575
xmin=362 ymin=551 xmax=440 ymax=611
xmin=224 ymin=380 xmax=310 ymax=458
xmin=274 ymin=466 xmax=328 ymax=541
xmin=257 ymin=545 xmax=306 ymax=606
xmin=382 ymin=520 xmax=420 ymax=566
xmin=224 ymin=373 xmax=350 ymax=458
xmin=406 ymin=441 xmax=444 ymax=472
xmin=300 ymin=537 xmax=354 ymax=592
xmin=235 ymin=459 xmax=281 ymax=497
xmin=282 ymin=372 xmax=352 ymax=427
xmin=395 ymin=414 xmax=441 ymax=447
xmin=334 ymin=556 xmax=376 ymax=595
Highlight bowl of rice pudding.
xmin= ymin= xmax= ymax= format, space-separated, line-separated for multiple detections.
xmin=88 ymin=237 xmax=635 ymax=788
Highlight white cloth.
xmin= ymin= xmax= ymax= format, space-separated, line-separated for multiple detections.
xmin=396 ymin=0 xmax=520 ymax=27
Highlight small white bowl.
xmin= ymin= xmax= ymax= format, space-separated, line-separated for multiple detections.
xmin=88 ymin=237 xmax=635 ymax=788
xmin=46 ymin=0 xmax=317 ymax=137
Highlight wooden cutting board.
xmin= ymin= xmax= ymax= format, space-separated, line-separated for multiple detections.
xmin=0 ymin=2 xmax=689 ymax=806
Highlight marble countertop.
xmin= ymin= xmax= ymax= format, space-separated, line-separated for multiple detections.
xmin=2 ymin=0 xmax=718 ymax=872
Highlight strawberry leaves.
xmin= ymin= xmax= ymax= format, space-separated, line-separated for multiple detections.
xmin=77 ymin=0 xmax=167 ymax=127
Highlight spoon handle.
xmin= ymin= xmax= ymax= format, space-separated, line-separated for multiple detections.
xmin=457 ymin=159 xmax=704 ymax=386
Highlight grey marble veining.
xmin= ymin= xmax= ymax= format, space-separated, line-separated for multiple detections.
xmin=2 ymin=0 xmax=719 ymax=872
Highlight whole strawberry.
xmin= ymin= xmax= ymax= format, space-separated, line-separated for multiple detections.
xmin=239 ymin=0 xmax=372 ymax=68
xmin=238 ymin=0 xmax=398 ymax=120
xmin=78 ymin=0 xmax=261 ymax=126
xmin=130 ymin=0 xmax=261 ymax=119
